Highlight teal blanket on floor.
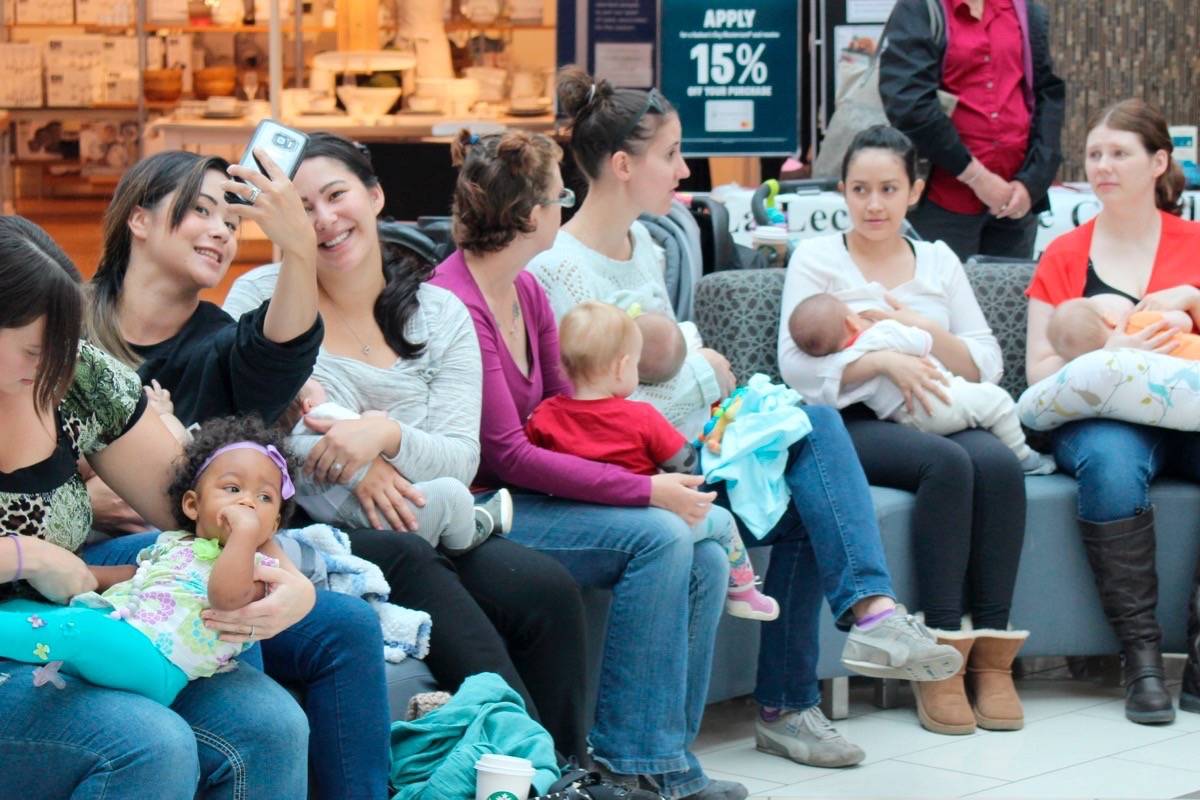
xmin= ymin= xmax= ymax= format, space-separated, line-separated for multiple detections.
xmin=388 ymin=672 xmax=560 ymax=799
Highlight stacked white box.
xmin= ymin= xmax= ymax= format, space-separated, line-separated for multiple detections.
xmin=44 ymin=36 xmax=104 ymax=106
xmin=99 ymin=35 xmax=164 ymax=104
xmin=0 ymin=43 xmax=44 ymax=107
xmin=75 ymin=0 xmax=134 ymax=25
xmin=165 ymin=34 xmax=194 ymax=95
xmin=16 ymin=0 xmax=74 ymax=24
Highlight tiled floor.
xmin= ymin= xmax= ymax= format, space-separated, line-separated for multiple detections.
xmin=695 ymin=660 xmax=1200 ymax=799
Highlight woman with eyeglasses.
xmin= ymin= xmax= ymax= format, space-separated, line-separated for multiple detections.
xmin=430 ymin=127 xmax=748 ymax=800
xmin=526 ymin=67 xmax=961 ymax=772
xmin=221 ymin=132 xmax=591 ymax=769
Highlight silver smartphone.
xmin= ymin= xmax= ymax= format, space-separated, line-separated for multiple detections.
xmin=225 ymin=119 xmax=309 ymax=205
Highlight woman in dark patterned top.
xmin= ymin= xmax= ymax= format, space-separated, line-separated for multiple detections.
xmin=0 ymin=216 xmax=311 ymax=799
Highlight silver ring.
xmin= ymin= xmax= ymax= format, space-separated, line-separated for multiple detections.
xmin=332 ymin=462 xmax=344 ymax=473
xmin=246 ymin=186 xmax=261 ymax=204
xmin=248 ymin=625 xmax=256 ymax=639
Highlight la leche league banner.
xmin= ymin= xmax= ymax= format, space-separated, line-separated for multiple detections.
xmin=659 ymin=0 xmax=799 ymax=156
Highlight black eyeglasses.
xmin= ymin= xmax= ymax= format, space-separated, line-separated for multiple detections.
xmin=617 ymin=88 xmax=667 ymax=144
xmin=541 ymin=187 xmax=576 ymax=208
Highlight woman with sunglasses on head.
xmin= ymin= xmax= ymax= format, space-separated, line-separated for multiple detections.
xmin=0 ymin=215 xmax=309 ymax=800
xmin=222 ymin=132 xmax=591 ymax=768
xmin=83 ymin=149 xmax=397 ymax=799
xmin=527 ymin=67 xmax=962 ymax=770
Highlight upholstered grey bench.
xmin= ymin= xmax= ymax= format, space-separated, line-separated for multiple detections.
xmin=637 ymin=263 xmax=1200 ymax=715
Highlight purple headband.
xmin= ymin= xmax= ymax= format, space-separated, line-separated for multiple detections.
xmin=194 ymin=442 xmax=295 ymax=500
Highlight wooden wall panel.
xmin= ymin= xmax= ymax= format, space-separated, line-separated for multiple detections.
xmin=1043 ymin=0 xmax=1200 ymax=180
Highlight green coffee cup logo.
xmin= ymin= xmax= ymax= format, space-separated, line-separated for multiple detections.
xmin=486 ymin=793 xmax=520 ymax=800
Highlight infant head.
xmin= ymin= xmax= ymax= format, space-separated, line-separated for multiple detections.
xmin=558 ymin=300 xmax=641 ymax=397
xmin=1047 ymin=299 xmax=1111 ymax=361
xmin=168 ymin=415 xmax=299 ymax=543
xmin=789 ymin=293 xmax=856 ymax=357
xmin=634 ymin=311 xmax=686 ymax=384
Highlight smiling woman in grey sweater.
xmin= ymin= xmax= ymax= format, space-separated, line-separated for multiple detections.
xmin=222 ymin=131 xmax=590 ymax=764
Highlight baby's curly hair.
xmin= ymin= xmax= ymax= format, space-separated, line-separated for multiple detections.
xmin=166 ymin=415 xmax=300 ymax=532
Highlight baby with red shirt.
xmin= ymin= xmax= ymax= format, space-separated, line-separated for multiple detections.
xmin=526 ymin=301 xmax=778 ymax=621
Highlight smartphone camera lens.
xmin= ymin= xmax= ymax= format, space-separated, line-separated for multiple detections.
xmin=272 ymin=132 xmax=297 ymax=150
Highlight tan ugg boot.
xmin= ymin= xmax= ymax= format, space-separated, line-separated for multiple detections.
xmin=967 ymin=630 xmax=1029 ymax=731
xmin=912 ymin=631 xmax=976 ymax=735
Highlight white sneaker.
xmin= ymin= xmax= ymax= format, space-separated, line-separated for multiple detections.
xmin=841 ymin=604 xmax=964 ymax=681
xmin=755 ymin=706 xmax=864 ymax=768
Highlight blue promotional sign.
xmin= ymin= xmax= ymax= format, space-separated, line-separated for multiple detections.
xmin=658 ymin=0 xmax=800 ymax=156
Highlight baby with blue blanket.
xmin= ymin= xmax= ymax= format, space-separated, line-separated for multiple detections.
xmin=789 ymin=293 xmax=1054 ymax=474
xmin=527 ymin=300 xmax=779 ymax=621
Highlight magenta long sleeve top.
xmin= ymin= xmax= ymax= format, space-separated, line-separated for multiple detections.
xmin=430 ymin=251 xmax=652 ymax=506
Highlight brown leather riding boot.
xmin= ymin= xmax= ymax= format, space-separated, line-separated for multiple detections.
xmin=912 ymin=632 xmax=976 ymax=735
xmin=966 ymin=630 xmax=1029 ymax=731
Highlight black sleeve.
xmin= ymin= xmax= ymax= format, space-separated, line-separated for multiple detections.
xmin=1013 ymin=3 xmax=1065 ymax=210
xmin=878 ymin=0 xmax=973 ymax=176
xmin=220 ymin=300 xmax=324 ymax=425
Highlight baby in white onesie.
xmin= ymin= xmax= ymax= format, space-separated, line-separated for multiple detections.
xmin=788 ymin=293 xmax=1054 ymax=474
xmin=283 ymin=379 xmax=511 ymax=551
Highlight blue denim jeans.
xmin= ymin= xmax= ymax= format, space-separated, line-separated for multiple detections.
xmin=1053 ymin=418 xmax=1200 ymax=522
xmin=506 ymin=494 xmax=727 ymax=799
xmin=728 ymin=405 xmax=896 ymax=712
xmin=84 ymin=532 xmax=388 ymax=799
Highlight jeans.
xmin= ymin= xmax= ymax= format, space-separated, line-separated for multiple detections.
xmin=1053 ymin=418 xmax=1200 ymax=522
xmin=841 ymin=406 xmax=1026 ymax=630
xmin=908 ymin=196 xmax=1038 ymax=261
xmin=506 ymin=494 xmax=728 ymax=799
xmin=733 ymin=405 xmax=897 ymax=711
xmin=0 ymin=657 xmax=310 ymax=800
xmin=84 ymin=533 xmax=384 ymax=800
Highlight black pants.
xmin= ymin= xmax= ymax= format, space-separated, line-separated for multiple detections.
xmin=349 ymin=530 xmax=589 ymax=763
xmin=840 ymin=406 xmax=1026 ymax=630
xmin=908 ymin=196 xmax=1038 ymax=261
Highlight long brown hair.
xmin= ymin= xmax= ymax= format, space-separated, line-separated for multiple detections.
xmin=300 ymin=132 xmax=434 ymax=359
xmin=87 ymin=150 xmax=230 ymax=366
xmin=1089 ymin=98 xmax=1185 ymax=215
xmin=0 ymin=215 xmax=83 ymax=412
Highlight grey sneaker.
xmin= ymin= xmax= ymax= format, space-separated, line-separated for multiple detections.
xmin=755 ymin=706 xmax=865 ymax=768
xmin=841 ymin=604 xmax=964 ymax=681
xmin=474 ymin=488 xmax=513 ymax=537
xmin=680 ymin=779 xmax=748 ymax=799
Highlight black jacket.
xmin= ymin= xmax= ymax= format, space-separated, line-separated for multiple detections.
xmin=133 ymin=300 xmax=322 ymax=427
xmin=878 ymin=0 xmax=1065 ymax=212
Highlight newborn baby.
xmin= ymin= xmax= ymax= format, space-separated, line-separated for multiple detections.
xmin=634 ymin=310 xmax=688 ymax=384
xmin=1047 ymin=295 xmax=1200 ymax=361
xmin=789 ymin=293 xmax=1054 ymax=474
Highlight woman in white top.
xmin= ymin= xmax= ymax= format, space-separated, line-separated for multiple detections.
xmin=779 ymin=125 xmax=1030 ymax=736
xmin=524 ymin=68 xmax=964 ymax=777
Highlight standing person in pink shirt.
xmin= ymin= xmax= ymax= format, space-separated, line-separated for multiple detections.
xmin=879 ymin=0 xmax=1064 ymax=259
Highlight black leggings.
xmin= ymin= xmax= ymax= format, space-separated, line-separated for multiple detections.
xmin=841 ymin=406 xmax=1026 ymax=630
xmin=348 ymin=530 xmax=589 ymax=763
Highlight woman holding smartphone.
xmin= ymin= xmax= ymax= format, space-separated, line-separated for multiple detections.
xmin=82 ymin=146 xmax=396 ymax=799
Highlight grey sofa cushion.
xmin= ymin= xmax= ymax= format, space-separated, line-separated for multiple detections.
xmin=693 ymin=268 xmax=786 ymax=383
xmin=962 ymin=258 xmax=1037 ymax=400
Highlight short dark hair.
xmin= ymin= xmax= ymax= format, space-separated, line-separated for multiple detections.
xmin=0 ymin=215 xmax=83 ymax=412
xmin=556 ymin=65 xmax=676 ymax=181
xmin=449 ymin=129 xmax=563 ymax=253
xmin=167 ymin=415 xmax=300 ymax=532
xmin=841 ymin=124 xmax=918 ymax=185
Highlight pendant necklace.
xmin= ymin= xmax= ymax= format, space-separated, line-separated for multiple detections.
xmin=322 ymin=293 xmax=373 ymax=356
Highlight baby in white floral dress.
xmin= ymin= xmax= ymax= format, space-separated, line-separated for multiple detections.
xmin=74 ymin=416 xmax=304 ymax=684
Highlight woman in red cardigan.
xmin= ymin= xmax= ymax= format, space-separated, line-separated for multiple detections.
xmin=1026 ymin=98 xmax=1200 ymax=726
